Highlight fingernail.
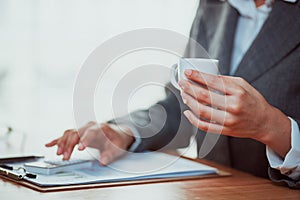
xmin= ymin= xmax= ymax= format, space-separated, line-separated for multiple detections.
xmin=183 ymin=110 xmax=190 ymax=117
xmin=181 ymin=92 xmax=187 ymax=104
xmin=178 ymin=80 xmax=186 ymax=89
xmin=57 ymin=147 xmax=62 ymax=155
xmin=101 ymin=157 xmax=109 ymax=165
xmin=78 ymin=143 xmax=84 ymax=150
xmin=63 ymin=152 xmax=68 ymax=159
xmin=185 ymin=69 xmax=192 ymax=76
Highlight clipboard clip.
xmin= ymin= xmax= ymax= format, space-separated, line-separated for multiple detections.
xmin=0 ymin=165 xmax=37 ymax=180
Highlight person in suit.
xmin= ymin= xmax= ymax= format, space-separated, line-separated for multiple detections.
xmin=46 ymin=0 xmax=300 ymax=188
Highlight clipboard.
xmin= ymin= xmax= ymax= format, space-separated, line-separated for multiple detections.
xmin=0 ymin=153 xmax=231 ymax=192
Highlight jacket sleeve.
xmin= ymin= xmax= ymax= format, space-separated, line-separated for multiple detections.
xmin=109 ymin=83 xmax=195 ymax=152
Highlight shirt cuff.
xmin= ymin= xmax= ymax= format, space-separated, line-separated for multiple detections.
xmin=266 ymin=117 xmax=300 ymax=180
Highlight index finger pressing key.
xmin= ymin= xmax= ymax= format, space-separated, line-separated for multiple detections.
xmin=45 ymin=139 xmax=59 ymax=147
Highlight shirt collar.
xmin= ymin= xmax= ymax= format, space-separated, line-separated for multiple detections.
xmin=227 ymin=0 xmax=297 ymax=18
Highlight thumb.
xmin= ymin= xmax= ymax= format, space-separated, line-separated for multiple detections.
xmin=100 ymin=150 xmax=113 ymax=166
xmin=78 ymin=142 xmax=86 ymax=151
xmin=100 ymin=144 xmax=126 ymax=166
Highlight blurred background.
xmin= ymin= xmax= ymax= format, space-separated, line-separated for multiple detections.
xmin=0 ymin=0 xmax=198 ymax=157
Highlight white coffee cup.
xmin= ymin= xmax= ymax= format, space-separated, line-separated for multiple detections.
xmin=170 ymin=58 xmax=219 ymax=89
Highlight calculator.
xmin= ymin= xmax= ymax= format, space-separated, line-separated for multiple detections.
xmin=24 ymin=159 xmax=94 ymax=175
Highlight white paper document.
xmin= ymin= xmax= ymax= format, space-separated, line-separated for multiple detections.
xmin=23 ymin=152 xmax=217 ymax=186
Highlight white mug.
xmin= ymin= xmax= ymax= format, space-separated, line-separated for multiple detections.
xmin=170 ymin=58 xmax=219 ymax=90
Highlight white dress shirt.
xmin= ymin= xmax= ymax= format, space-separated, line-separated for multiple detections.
xmin=228 ymin=0 xmax=300 ymax=180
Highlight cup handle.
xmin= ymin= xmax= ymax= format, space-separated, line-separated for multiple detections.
xmin=170 ymin=64 xmax=180 ymax=90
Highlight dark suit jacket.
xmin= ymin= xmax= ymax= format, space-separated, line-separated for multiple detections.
xmin=112 ymin=0 xmax=300 ymax=188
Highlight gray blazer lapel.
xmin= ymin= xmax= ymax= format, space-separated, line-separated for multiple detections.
xmin=205 ymin=2 xmax=239 ymax=75
xmin=234 ymin=1 xmax=300 ymax=83
xmin=186 ymin=1 xmax=239 ymax=75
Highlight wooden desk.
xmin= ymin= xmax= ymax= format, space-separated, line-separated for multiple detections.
xmin=1 ymin=159 xmax=299 ymax=200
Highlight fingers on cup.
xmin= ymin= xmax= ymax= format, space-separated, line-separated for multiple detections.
xmin=184 ymin=70 xmax=231 ymax=94
xmin=183 ymin=110 xmax=224 ymax=133
xmin=179 ymin=80 xmax=226 ymax=110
